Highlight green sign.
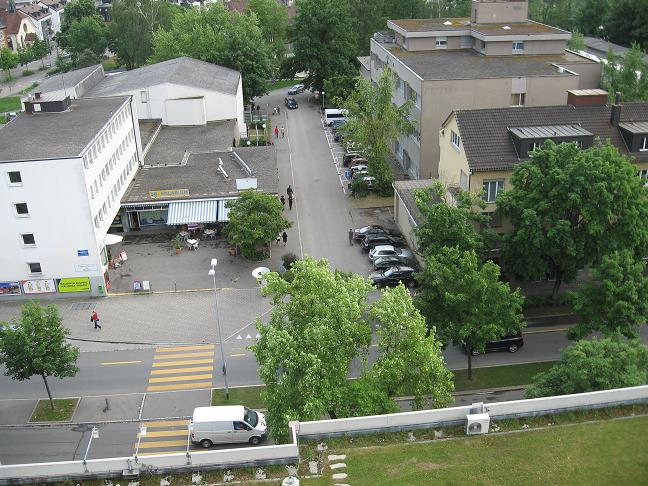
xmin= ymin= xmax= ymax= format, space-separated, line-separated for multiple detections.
xmin=58 ymin=277 xmax=91 ymax=293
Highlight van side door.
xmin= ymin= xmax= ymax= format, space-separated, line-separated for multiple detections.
xmin=209 ymin=422 xmax=233 ymax=444
xmin=232 ymin=421 xmax=253 ymax=443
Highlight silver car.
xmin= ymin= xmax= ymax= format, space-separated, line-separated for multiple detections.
xmin=368 ymin=245 xmax=413 ymax=261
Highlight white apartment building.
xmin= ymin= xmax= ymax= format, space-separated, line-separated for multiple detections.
xmin=0 ymin=95 xmax=143 ymax=299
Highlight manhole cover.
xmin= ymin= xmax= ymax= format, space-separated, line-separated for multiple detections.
xmin=69 ymin=302 xmax=97 ymax=311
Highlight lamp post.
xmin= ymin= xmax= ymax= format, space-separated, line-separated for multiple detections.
xmin=262 ymin=123 xmax=266 ymax=145
xmin=83 ymin=426 xmax=99 ymax=472
xmin=208 ymin=258 xmax=229 ymax=401
xmin=134 ymin=424 xmax=146 ymax=462
xmin=321 ymin=90 xmax=325 ymax=112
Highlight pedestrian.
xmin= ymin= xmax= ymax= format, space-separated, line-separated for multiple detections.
xmin=286 ymin=185 xmax=293 ymax=197
xmin=288 ymin=193 xmax=293 ymax=210
xmin=273 ymin=106 xmax=277 ymax=115
xmin=281 ymin=125 xmax=285 ymax=138
xmin=280 ymin=195 xmax=285 ymax=207
xmin=348 ymin=228 xmax=354 ymax=246
xmin=91 ymin=310 xmax=101 ymax=330
xmin=276 ymin=233 xmax=281 ymax=244
xmin=277 ymin=105 xmax=281 ymax=115
xmin=282 ymin=231 xmax=288 ymax=246
xmin=256 ymin=104 xmax=260 ymax=113
xmin=274 ymin=126 xmax=279 ymax=138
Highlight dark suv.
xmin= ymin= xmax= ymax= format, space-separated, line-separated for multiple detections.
xmin=361 ymin=234 xmax=407 ymax=251
xmin=370 ymin=266 xmax=417 ymax=287
xmin=464 ymin=333 xmax=524 ymax=356
xmin=284 ymin=97 xmax=298 ymax=109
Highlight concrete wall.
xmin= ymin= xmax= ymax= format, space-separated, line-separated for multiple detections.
xmin=406 ymin=35 xmax=465 ymax=52
xmin=438 ymin=115 xmax=471 ymax=187
xmin=394 ymin=191 xmax=419 ymax=255
xmin=472 ymin=0 xmax=528 ymax=24
xmin=484 ymin=39 xmax=567 ymax=56
xmin=556 ymin=58 xmax=603 ymax=89
xmin=163 ymin=98 xmax=207 ymax=126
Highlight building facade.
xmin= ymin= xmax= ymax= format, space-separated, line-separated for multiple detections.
xmin=18 ymin=3 xmax=52 ymax=42
xmin=0 ymin=9 xmax=38 ymax=51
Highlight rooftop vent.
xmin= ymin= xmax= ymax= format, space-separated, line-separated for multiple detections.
xmin=231 ymin=151 xmax=253 ymax=177
xmin=217 ymin=158 xmax=229 ymax=179
xmin=443 ymin=20 xmax=453 ymax=26
xmin=502 ymin=25 xmax=511 ymax=30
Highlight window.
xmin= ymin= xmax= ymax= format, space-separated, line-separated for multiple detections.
xmin=140 ymin=90 xmax=148 ymax=103
xmin=27 ymin=262 xmax=42 ymax=274
xmin=8 ymin=171 xmax=22 ymax=184
xmin=641 ymin=136 xmax=648 ymax=151
xmin=436 ymin=36 xmax=447 ymax=48
xmin=451 ymin=130 xmax=461 ymax=150
xmin=21 ymin=233 xmax=36 ymax=246
xmin=14 ymin=202 xmax=29 ymax=216
xmin=639 ymin=169 xmax=648 ymax=186
xmin=94 ymin=216 xmax=100 ymax=228
xmin=411 ymin=127 xmax=421 ymax=145
xmin=512 ymin=41 xmax=524 ymax=53
xmin=510 ymin=93 xmax=526 ymax=106
xmin=483 ymin=180 xmax=504 ymax=203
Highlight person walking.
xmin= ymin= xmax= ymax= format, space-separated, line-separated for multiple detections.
xmin=348 ymin=228 xmax=354 ymax=246
xmin=91 ymin=310 xmax=101 ymax=330
xmin=281 ymin=125 xmax=285 ymax=138
xmin=277 ymin=105 xmax=281 ymax=115
xmin=282 ymin=231 xmax=288 ymax=246
xmin=286 ymin=185 xmax=293 ymax=197
xmin=280 ymin=195 xmax=286 ymax=208
xmin=274 ymin=126 xmax=279 ymax=138
xmin=276 ymin=233 xmax=282 ymax=244
xmin=288 ymin=193 xmax=293 ymax=210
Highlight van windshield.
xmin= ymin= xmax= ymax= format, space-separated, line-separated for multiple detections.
xmin=244 ymin=408 xmax=258 ymax=427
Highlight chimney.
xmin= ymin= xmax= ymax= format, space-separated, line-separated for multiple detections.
xmin=610 ymin=92 xmax=621 ymax=127
xmin=35 ymin=92 xmax=42 ymax=99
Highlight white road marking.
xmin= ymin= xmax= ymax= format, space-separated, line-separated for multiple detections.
xmin=284 ymin=112 xmax=305 ymax=259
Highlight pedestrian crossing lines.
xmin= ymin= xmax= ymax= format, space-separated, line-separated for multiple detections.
xmin=135 ymin=419 xmax=190 ymax=456
xmin=147 ymin=344 xmax=215 ymax=392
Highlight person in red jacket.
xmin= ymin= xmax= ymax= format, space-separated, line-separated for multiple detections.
xmin=91 ymin=311 xmax=101 ymax=330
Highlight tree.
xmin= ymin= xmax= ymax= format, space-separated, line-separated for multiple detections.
xmin=525 ymin=337 xmax=648 ymax=398
xmin=528 ymin=0 xmax=573 ymax=30
xmin=341 ymin=68 xmax=415 ymax=195
xmin=569 ymin=251 xmax=648 ymax=340
xmin=291 ymin=0 xmax=358 ymax=92
xmin=429 ymin=0 xmax=471 ymax=19
xmin=572 ymin=0 xmax=610 ymax=36
xmin=0 ymin=47 xmax=19 ymax=78
xmin=601 ymin=43 xmax=648 ymax=102
xmin=57 ymin=0 xmax=100 ymax=51
xmin=0 ymin=301 xmax=80 ymax=409
xmin=17 ymin=46 xmax=33 ymax=68
xmin=247 ymin=0 xmax=288 ymax=45
xmin=31 ymin=39 xmax=50 ymax=68
xmin=567 ymin=30 xmax=585 ymax=51
xmin=67 ymin=16 xmax=109 ymax=62
xmin=150 ymin=3 xmax=273 ymax=102
xmin=605 ymin=0 xmax=648 ymax=51
xmin=498 ymin=141 xmax=648 ymax=297
xmin=415 ymin=247 xmax=525 ymax=379
xmin=383 ymin=0 xmax=432 ymax=19
xmin=369 ymin=284 xmax=454 ymax=409
xmin=414 ymin=180 xmax=493 ymax=258
xmin=224 ymin=191 xmax=292 ymax=259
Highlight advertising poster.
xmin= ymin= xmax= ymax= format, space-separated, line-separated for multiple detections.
xmin=0 ymin=281 xmax=22 ymax=296
xmin=57 ymin=277 xmax=91 ymax=293
xmin=21 ymin=279 xmax=57 ymax=294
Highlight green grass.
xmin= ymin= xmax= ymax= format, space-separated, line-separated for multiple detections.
xmin=102 ymin=58 xmax=119 ymax=71
xmin=212 ymin=386 xmax=266 ymax=409
xmin=269 ymin=78 xmax=301 ymax=91
xmin=452 ymin=361 xmax=556 ymax=392
xmin=0 ymin=114 xmax=7 ymax=124
xmin=315 ymin=415 xmax=648 ymax=485
xmin=30 ymin=398 xmax=78 ymax=422
xmin=0 ymin=96 xmax=20 ymax=112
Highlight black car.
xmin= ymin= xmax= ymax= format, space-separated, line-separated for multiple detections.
xmin=361 ymin=233 xmax=407 ymax=251
xmin=463 ymin=333 xmax=524 ymax=356
xmin=373 ymin=255 xmax=416 ymax=270
xmin=284 ymin=97 xmax=298 ymax=109
xmin=331 ymin=119 xmax=346 ymax=130
xmin=353 ymin=225 xmax=388 ymax=241
xmin=370 ymin=266 xmax=417 ymax=287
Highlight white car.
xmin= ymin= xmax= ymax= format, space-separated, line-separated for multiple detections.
xmin=350 ymin=164 xmax=369 ymax=174
xmin=368 ymin=245 xmax=414 ymax=261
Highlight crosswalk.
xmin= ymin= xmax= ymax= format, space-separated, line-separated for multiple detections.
xmin=146 ymin=344 xmax=215 ymax=392
xmin=135 ymin=419 xmax=190 ymax=456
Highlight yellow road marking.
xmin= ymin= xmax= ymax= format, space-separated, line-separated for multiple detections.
xmin=146 ymin=382 xmax=212 ymax=392
xmin=156 ymin=344 xmax=215 ymax=353
xmin=148 ymin=373 xmax=213 ymax=383
xmin=150 ymin=366 xmax=213 ymax=375
xmin=138 ymin=440 xmax=188 ymax=449
xmin=154 ymin=351 xmax=214 ymax=359
xmin=100 ymin=360 xmax=143 ymax=365
xmin=230 ymin=353 xmax=246 ymax=357
xmin=523 ymin=328 xmax=569 ymax=334
xmin=138 ymin=430 xmax=188 ymax=438
xmin=152 ymin=359 xmax=214 ymax=367
xmin=138 ymin=450 xmax=187 ymax=456
xmin=144 ymin=420 xmax=189 ymax=428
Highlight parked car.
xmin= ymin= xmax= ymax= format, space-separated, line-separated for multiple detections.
xmin=189 ymin=406 xmax=267 ymax=447
xmin=349 ymin=175 xmax=376 ymax=190
xmin=284 ymin=97 xmax=298 ymax=109
xmin=361 ymin=233 xmax=407 ymax=251
xmin=330 ymin=119 xmax=347 ymax=130
xmin=369 ymin=245 xmax=413 ymax=261
xmin=373 ymin=255 xmax=416 ymax=270
xmin=350 ymin=164 xmax=369 ymax=174
xmin=353 ymin=225 xmax=387 ymax=241
xmin=287 ymin=84 xmax=305 ymax=95
xmin=344 ymin=154 xmax=367 ymax=168
xmin=463 ymin=333 xmax=525 ymax=356
xmin=370 ymin=266 xmax=417 ymax=287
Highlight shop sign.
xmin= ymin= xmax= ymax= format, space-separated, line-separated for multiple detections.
xmin=77 ymin=249 xmax=89 ymax=256
xmin=57 ymin=277 xmax=91 ymax=293
xmin=21 ymin=279 xmax=57 ymax=294
xmin=0 ymin=281 xmax=22 ymax=296
xmin=149 ymin=189 xmax=190 ymax=199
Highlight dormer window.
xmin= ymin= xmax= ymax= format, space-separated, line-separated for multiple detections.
xmin=642 ymin=136 xmax=647 ymax=151
xmin=509 ymin=125 xmax=594 ymax=158
xmin=618 ymin=122 xmax=648 ymax=153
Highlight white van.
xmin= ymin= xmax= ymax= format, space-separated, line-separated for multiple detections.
xmin=324 ymin=108 xmax=348 ymax=126
xmin=189 ymin=405 xmax=267 ymax=447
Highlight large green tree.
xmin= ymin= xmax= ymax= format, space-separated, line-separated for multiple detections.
xmin=224 ymin=190 xmax=292 ymax=259
xmin=572 ymin=0 xmax=610 ymax=36
xmin=0 ymin=48 xmax=19 ymax=77
xmin=498 ymin=141 xmax=648 ymax=297
xmin=528 ymin=0 xmax=573 ymax=30
xmin=570 ymin=250 xmax=648 ymax=340
xmin=149 ymin=3 xmax=273 ymax=102
xmin=525 ymin=337 xmax=648 ymax=398
xmin=57 ymin=0 xmax=101 ymax=51
xmin=341 ymin=68 xmax=415 ymax=195
xmin=415 ymin=247 xmax=525 ymax=379
xmin=0 ymin=302 xmax=80 ymax=409
xmin=66 ymin=16 xmax=109 ymax=63
xmin=605 ymin=0 xmax=648 ymax=50
xmin=601 ymin=43 xmax=648 ymax=102
xmin=31 ymin=39 xmax=50 ymax=68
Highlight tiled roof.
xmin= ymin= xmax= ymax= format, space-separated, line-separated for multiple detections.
xmin=19 ymin=4 xmax=51 ymax=20
xmin=0 ymin=11 xmax=26 ymax=35
xmin=453 ymin=103 xmax=648 ymax=172
xmin=40 ymin=0 xmax=66 ymax=11
xmin=583 ymin=36 xmax=648 ymax=63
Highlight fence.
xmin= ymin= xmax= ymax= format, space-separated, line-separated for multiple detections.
xmin=2 ymin=385 xmax=648 ymax=484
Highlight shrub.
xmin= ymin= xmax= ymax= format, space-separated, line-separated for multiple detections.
xmin=22 ymin=69 xmax=34 ymax=77
xmin=350 ymin=178 xmax=370 ymax=198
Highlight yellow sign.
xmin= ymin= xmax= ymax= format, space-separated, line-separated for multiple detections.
xmin=149 ymin=189 xmax=190 ymax=199
xmin=58 ymin=277 xmax=91 ymax=293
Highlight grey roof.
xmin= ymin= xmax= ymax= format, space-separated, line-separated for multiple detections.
xmin=390 ymin=18 xmax=567 ymax=36
xmin=393 ymin=179 xmax=435 ymax=226
xmin=357 ymin=56 xmax=370 ymax=70
xmin=390 ymin=18 xmax=471 ymax=32
xmin=86 ymin=57 xmax=241 ymax=97
xmin=583 ymin=36 xmax=648 ymax=63
xmin=385 ymin=47 xmax=593 ymax=80
xmin=122 ymin=146 xmax=278 ymax=203
xmin=0 ymin=97 xmax=130 ymax=162
xmin=452 ymin=102 xmax=648 ymax=172
xmin=509 ymin=124 xmax=593 ymax=139
xmin=618 ymin=121 xmax=648 ymax=134
xmin=31 ymin=65 xmax=103 ymax=95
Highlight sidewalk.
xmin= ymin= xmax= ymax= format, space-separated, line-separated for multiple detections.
xmin=0 ymin=54 xmax=54 ymax=97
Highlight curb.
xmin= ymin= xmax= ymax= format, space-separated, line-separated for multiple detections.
xmin=393 ymin=386 xmax=527 ymax=403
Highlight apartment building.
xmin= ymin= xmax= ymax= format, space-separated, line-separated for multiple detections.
xmin=0 ymin=96 xmax=143 ymax=299
xmin=365 ymin=0 xmax=602 ymax=179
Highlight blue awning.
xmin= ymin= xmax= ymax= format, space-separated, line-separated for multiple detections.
xmin=167 ymin=200 xmax=219 ymax=225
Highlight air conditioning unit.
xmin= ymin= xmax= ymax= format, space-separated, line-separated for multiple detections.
xmin=465 ymin=413 xmax=490 ymax=435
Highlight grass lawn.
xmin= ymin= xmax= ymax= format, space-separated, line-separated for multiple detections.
xmin=30 ymin=398 xmax=78 ymax=422
xmin=212 ymin=386 xmax=266 ymax=409
xmin=316 ymin=416 xmax=648 ymax=485
xmin=453 ymin=361 xmax=555 ymax=392
xmin=102 ymin=58 xmax=119 ymax=71
xmin=269 ymin=79 xmax=301 ymax=91
xmin=0 ymin=96 xmax=21 ymax=112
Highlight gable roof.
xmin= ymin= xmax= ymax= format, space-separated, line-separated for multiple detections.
xmin=0 ymin=10 xmax=27 ymax=35
xmin=19 ymin=3 xmax=51 ymax=20
xmin=85 ymin=57 xmax=241 ymax=97
xmin=452 ymin=103 xmax=648 ymax=172
xmin=32 ymin=64 xmax=103 ymax=95
xmin=39 ymin=0 xmax=65 ymax=11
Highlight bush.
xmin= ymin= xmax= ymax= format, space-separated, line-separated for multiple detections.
xmin=22 ymin=69 xmax=34 ymax=77
xmin=524 ymin=293 xmax=573 ymax=308
xmin=238 ymin=137 xmax=271 ymax=147
xmin=282 ymin=252 xmax=299 ymax=270
xmin=350 ymin=178 xmax=370 ymax=198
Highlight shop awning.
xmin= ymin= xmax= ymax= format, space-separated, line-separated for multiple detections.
xmin=167 ymin=200 xmax=219 ymax=225
xmin=218 ymin=200 xmax=231 ymax=222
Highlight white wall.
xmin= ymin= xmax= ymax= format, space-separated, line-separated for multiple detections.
xmin=163 ymin=98 xmax=207 ymax=126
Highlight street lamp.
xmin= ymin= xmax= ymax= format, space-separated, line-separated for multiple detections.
xmin=134 ymin=424 xmax=146 ymax=462
xmin=83 ymin=426 xmax=99 ymax=472
xmin=262 ymin=123 xmax=266 ymax=145
xmin=321 ymin=90 xmax=325 ymax=112
xmin=208 ymin=258 xmax=229 ymax=401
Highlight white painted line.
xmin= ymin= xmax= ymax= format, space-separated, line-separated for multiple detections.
xmin=284 ymin=111 xmax=305 ymax=259
xmin=138 ymin=393 xmax=146 ymax=420
xmin=322 ymin=119 xmax=347 ymax=194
